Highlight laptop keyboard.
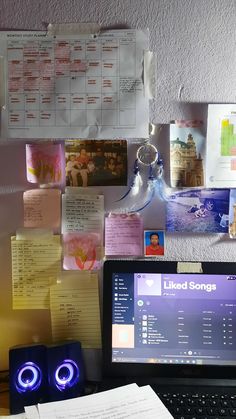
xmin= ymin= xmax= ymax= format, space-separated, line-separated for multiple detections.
xmin=156 ymin=390 xmax=236 ymax=419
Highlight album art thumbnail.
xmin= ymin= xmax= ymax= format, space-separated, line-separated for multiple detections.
xmin=166 ymin=188 xmax=230 ymax=233
xmin=65 ymin=139 xmax=127 ymax=187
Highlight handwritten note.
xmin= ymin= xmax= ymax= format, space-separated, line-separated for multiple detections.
xmin=26 ymin=143 xmax=64 ymax=185
xmin=38 ymin=383 xmax=173 ymax=419
xmin=62 ymin=193 xmax=104 ymax=234
xmin=63 ymin=232 xmax=102 ymax=270
xmin=11 ymin=233 xmax=61 ymax=309
xmin=23 ymin=189 xmax=61 ymax=230
xmin=50 ymin=272 xmax=101 ymax=348
xmin=105 ymin=213 xmax=143 ymax=256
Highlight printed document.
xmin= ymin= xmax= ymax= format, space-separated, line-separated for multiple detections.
xmin=37 ymin=383 xmax=173 ymax=418
xmin=206 ymin=104 xmax=236 ymax=187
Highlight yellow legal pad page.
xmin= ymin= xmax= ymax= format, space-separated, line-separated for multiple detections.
xmin=50 ymin=272 xmax=101 ymax=348
xmin=11 ymin=235 xmax=61 ymax=309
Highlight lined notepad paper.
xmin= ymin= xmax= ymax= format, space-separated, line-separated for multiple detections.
xmin=11 ymin=233 xmax=61 ymax=309
xmin=50 ymin=272 xmax=101 ymax=348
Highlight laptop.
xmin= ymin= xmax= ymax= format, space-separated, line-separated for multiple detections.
xmin=102 ymin=260 xmax=236 ymax=418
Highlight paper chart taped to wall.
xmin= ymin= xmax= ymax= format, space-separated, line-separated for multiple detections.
xmin=206 ymin=104 xmax=236 ymax=187
xmin=11 ymin=232 xmax=61 ymax=309
xmin=50 ymin=272 xmax=101 ymax=348
xmin=0 ymin=30 xmax=149 ymax=139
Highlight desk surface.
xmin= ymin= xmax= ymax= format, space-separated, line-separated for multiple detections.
xmin=0 ymin=390 xmax=9 ymax=415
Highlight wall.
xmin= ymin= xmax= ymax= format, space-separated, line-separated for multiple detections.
xmin=0 ymin=0 xmax=236 ymax=377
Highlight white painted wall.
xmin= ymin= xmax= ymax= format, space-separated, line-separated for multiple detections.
xmin=0 ymin=0 xmax=236 ymax=376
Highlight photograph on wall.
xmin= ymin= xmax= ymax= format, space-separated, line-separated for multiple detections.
xmin=144 ymin=230 xmax=165 ymax=256
xmin=65 ymin=139 xmax=127 ymax=187
xmin=170 ymin=120 xmax=205 ymax=188
xmin=206 ymin=104 xmax=236 ymax=188
xmin=166 ymin=188 xmax=230 ymax=233
xmin=229 ymin=189 xmax=236 ymax=238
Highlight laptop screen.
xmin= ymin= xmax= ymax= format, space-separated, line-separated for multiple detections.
xmin=111 ymin=271 xmax=236 ymax=367
xmin=103 ymin=260 xmax=236 ymax=379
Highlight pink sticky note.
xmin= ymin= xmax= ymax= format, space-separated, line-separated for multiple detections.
xmin=23 ymin=189 xmax=61 ymax=230
xmin=26 ymin=143 xmax=64 ymax=185
xmin=105 ymin=213 xmax=143 ymax=256
xmin=63 ymin=232 xmax=102 ymax=270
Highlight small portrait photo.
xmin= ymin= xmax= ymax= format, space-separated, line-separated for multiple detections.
xmin=144 ymin=230 xmax=165 ymax=257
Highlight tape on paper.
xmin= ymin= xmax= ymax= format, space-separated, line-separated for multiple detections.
xmin=177 ymin=262 xmax=203 ymax=273
xmin=47 ymin=22 xmax=101 ymax=36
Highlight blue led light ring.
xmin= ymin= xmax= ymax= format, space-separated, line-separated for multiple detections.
xmin=54 ymin=359 xmax=79 ymax=391
xmin=15 ymin=362 xmax=42 ymax=393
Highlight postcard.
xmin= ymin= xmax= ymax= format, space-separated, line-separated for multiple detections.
xmin=65 ymin=139 xmax=127 ymax=187
xmin=166 ymin=188 xmax=230 ymax=233
xmin=170 ymin=120 xmax=205 ymax=188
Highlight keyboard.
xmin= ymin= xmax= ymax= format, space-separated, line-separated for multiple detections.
xmin=156 ymin=389 xmax=236 ymax=419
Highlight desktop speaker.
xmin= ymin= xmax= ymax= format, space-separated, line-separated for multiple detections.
xmin=9 ymin=344 xmax=48 ymax=414
xmin=46 ymin=340 xmax=85 ymax=402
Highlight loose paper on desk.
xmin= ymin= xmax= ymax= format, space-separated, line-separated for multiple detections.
xmin=23 ymin=189 xmax=61 ymax=230
xmin=62 ymin=192 xmax=104 ymax=235
xmin=206 ymin=104 xmax=236 ymax=187
xmin=105 ymin=212 xmax=143 ymax=256
xmin=24 ymin=405 xmax=39 ymax=419
xmin=38 ymin=383 xmax=173 ymax=419
xmin=0 ymin=30 xmax=149 ymax=139
xmin=11 ymin=231 xmax=61 ymax=309
xmin=0 ymin=415 xmax=26 ymax=419
xmin=50 ymin=271 xmax=101 ymax=348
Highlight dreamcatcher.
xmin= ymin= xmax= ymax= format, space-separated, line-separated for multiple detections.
xmin=117 ymin=142 xmax=167 ymax=212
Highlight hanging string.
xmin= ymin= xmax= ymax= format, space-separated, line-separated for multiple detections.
xmin=116 ymin=142 xmax=166 ymax=212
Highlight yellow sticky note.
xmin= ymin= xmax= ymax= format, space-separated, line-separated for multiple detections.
xmin=11 ymin=235 xmax=62 ymax=309
xmin=50 ymin=271 xmax=101 ymax=348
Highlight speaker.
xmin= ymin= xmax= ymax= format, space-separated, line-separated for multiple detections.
xmin=9 ymin=344 xmax=48 ymax=414
xmin=46 ymin=340 xmax=85 ymax=402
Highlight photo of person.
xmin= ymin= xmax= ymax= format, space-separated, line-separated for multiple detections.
xmin=144 ymin=231 xmax=165 ymax=257
xmin=65 ymin=139 xmax=127 ymax=187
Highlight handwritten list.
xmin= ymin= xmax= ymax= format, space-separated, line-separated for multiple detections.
xmin=11 ymin=233 xmax=61 ymax=309
xmin=23 ymin=189 xmax=61 ymax=230
xmin=62 ymin=193 xmax=104 ymax=234
xmin=50 ymin=272 xmax=101 ymax=348
xmin=105 ymin=213 xmax=143 ymax=256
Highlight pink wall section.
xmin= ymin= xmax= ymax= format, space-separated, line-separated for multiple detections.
xmin=0 ymin=0 xmax=236 ymax=376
